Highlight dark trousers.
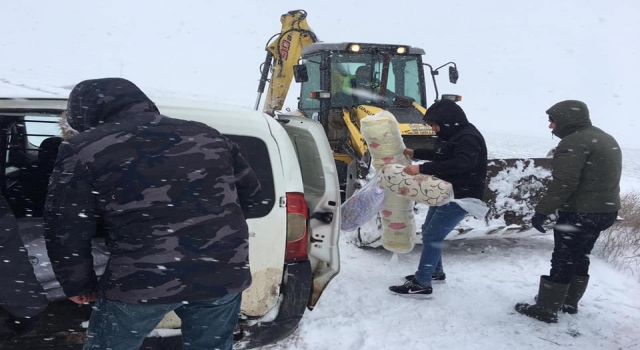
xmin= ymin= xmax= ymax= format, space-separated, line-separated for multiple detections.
xmin=0 ymin=198 xmax=49 ymax=318
xmin=549 ymin=211 xmax=617 ymax=284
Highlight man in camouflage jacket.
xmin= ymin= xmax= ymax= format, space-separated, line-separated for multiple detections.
xmin=44 ymin=78 xmax=260 ymax=350
xmin=516 ymin=100 xmax=621 ymax=324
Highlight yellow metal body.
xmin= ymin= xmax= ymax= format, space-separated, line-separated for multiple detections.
xmin=260 ymin=10 xmax=436 ymax=168
xmin=340 ymin=102 xmax=435 ymax=164
xmin=262 ymin=11 xmax=317 ymax=116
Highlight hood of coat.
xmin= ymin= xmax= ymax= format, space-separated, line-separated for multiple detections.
xmin=546 ymin=100 xmax=592 ymax=139
xmin=423 ymin=99 xmax=469 ymax=140
xmin=61 ymin=78 xmax=159 ymax=138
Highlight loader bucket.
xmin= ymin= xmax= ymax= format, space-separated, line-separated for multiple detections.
xmin=483 ymin=157 xmax=553 ymax=227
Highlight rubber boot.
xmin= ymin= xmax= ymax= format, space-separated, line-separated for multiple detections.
xmin=0 ymin=313 xmax=43 ymax=342
xmin=561 ymin=275 xmax=589 ymax=314
xmin=515 ymin=275 xmax=569 ymax=323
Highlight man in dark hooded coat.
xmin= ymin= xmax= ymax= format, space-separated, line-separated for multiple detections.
xmin=389 ymin=99 xmax=487 ymax=298
xmin=515 ymin=100 xmax=621 ymax=323
xmin=44 ymin=78 xmax=260 ymax=349
xmin=0 ymin=196 xmax=49 ymax=341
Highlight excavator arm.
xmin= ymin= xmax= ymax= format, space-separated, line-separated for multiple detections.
xmin=255 ymin=10 xmax=318 ymax=116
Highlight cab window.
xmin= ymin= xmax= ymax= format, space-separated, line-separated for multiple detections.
xmin=298 ymin=54 xmax=322 ymax=119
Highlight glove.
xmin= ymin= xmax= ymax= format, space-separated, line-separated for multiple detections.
xmin=531 ymin=213 xmax=547 ymax=233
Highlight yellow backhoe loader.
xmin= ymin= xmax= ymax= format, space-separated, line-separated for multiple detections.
xmin=255 ymin=10 xmax=553 ymax=244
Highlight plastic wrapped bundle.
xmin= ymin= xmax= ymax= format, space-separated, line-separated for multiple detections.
xmin=380 ymin=164 xmax=453 ymax=206
xmin=340 ymin=176 xmax=386 ymax=232
xmin=361 ymin=111 xmax=416 ymax=253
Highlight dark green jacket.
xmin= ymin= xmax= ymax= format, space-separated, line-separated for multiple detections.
xmin=536 ymin=100 xmax=622 ymax=215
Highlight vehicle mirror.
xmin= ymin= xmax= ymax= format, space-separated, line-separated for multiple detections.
xmin=449 ymin=66 xmax=459 ymax=84
xmin=294 ymin=65 xmax=309 ymax=83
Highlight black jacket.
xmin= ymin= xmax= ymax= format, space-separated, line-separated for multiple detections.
xmin=414 ymin=100 xmax=487 ymax=200
xmin=44 ymin=78 xmax=261 ymax=304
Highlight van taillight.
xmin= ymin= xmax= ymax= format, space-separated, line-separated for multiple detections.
xmin=285 ymin=192 xmax=308 ymax=263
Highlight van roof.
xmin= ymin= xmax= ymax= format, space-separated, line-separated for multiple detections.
xmin=0 ymin=97 xmax=273 ymax=130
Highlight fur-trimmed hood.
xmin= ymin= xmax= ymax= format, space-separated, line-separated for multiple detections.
xmin=60 ymin=78 xmax=158 ymax=139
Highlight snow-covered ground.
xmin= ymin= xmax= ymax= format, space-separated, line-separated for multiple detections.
xmin=263 ymin=234 xmax=640 ymax=350
xmin=259 ymin=147 xmax=640 ymax=350
xmin=3 ymin=1 xmax=640 ymax=349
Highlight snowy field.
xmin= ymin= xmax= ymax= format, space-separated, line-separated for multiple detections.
xmin=2 ymin=1 xmax=639 ymax=349
xmin=262 ymin=235 xmax=639 ymax=350
xmin=258 ymin=151 xmax=640 ymax=350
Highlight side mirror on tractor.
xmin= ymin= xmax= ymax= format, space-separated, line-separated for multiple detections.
xmin=449 ymin=66 xmax=459 ymax=84
xmin=294 ymin=64 xmax=309 ymax=83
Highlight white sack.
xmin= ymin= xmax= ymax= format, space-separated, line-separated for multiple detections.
xmin=380 ymin=163 xmax=453 ymax=206
xmin=361 ymin=111 xmax=415 ymax=253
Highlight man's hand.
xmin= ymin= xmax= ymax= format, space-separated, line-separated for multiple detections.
xmin=69 ymin=292 xmax=97 ymax=304
xmin=531 ymin=213 xmax=548 ymax=233
xmin=403 ymin=148 xmax=415 ymax=158
xmin=403 ymin=164 xmax=420 ymax=175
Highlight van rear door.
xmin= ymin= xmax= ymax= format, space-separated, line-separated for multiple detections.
xmin=280 ymin=115 xmax=341 ymax=308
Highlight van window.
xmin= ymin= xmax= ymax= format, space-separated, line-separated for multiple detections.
xmin=226 ymin=135 xmax=275 ymax=219
xmin=25 ymin=116 xmax=62 ymax=146
xmin=289 ymin=134 xmax=325 ymax=192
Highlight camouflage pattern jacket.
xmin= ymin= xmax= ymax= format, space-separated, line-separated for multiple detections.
xmin=44 ymin=79 xmax=261 ymax=304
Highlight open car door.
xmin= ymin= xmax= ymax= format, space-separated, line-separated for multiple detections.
xmin=280 ymin=115 xmax=341 ymax=308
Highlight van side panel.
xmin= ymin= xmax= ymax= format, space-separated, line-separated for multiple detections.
xmin=160 ymin=106 xmax=293 ymax=317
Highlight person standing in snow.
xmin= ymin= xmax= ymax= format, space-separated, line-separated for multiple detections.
xmin=44 ymin=78 xmax=261 ymax=350
xmin=0 ymin=196 xmax=49 ymax=341
xmin=389 ymin=99 xmax=487 ymax=298
xmin=515 ymin=100 xmax=621 ymax=323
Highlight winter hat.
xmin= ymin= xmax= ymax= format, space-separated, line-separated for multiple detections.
xmin=545 ymin=100 xmax=590 ymax=123
xmin=546 ymin=100 xmax=592 ymax=139
xmin=423 ymin=99 xmax=469 ymax=140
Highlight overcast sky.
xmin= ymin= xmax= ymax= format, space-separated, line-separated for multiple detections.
xmin=2 ymin=0 xmax=639 ymax=149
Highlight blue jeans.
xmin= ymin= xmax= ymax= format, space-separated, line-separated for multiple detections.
xmin=414 ymin=202 xmax=468 ymax=286
xmin=83 ymin=293 xmax=242 ymax=350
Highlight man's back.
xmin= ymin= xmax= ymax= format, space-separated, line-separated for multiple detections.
xmin=46 ymin=79 xmax=260 ymax=304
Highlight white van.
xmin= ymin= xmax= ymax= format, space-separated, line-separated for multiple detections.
xmin=0 ymin=97 xmax=341 ymax=349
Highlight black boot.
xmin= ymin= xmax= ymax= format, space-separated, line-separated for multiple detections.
xmin=561 ymin=275 xmax=589 ymax=314
xmin=515 ymin=276 xmax=569 ymax=323
xmin=1 ymin=313 xmax=43 ymax=341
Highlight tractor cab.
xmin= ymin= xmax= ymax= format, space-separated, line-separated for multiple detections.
xmin=295 ymin=43 xmax=431 ymax=124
